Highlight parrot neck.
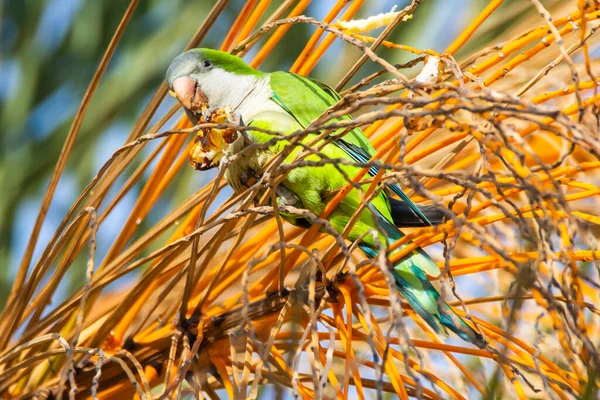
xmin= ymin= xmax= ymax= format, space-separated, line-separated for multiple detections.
xmin=216 ymin=73 xmax=295 ymax=192
xmin=227 ymin=74 xmax=274 ymax=125
xmin=200 ymin=69 xmax=270 ymax=122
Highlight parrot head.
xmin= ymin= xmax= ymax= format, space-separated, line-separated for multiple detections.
xmin=167 ymin=48 xmax=263 ymax=171
xmin=166 ymin=48 xmax=262 ymax=125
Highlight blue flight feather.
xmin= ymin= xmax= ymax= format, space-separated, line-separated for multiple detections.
xmin=335 ymin=140 xmax=432 ymax=226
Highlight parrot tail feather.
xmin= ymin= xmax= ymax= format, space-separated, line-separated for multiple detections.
xmin=359 ymin=243 xmax=487 ymax=348
xmin=394 ymin=264 xmax=487 ymax=347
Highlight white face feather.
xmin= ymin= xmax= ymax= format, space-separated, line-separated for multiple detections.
xmin=189 ymin=67 xmax=257 ymax=110
xmin=189 ymin=67 xmax=293 ymax=133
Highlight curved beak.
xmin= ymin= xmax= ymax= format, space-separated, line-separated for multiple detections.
xmin=171 ymin=76 xmax=208 ymax=116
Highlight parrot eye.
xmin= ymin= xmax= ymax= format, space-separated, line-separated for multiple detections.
xmin=202 ymin=60 xmax=213 ymax=69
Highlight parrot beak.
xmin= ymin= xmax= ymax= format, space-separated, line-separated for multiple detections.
xmin=171 ymin=76 xmax=208 ymax=124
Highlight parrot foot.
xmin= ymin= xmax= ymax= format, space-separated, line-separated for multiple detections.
xmin=229 ymin=109 xmax=244 ymax=126
xmin=201 ymin=106 xmax=220 ymax=124
xmin=240 ymin=168 xmax=258 ymax=188
xmin=275 ymin=185 xmax=300 ymax=207
xmin=202 ymin=107 xmax=244 ymax=127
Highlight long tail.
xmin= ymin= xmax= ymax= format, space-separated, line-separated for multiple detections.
xmin=360 ymin=244 xmax=486 ymax=347
xmin=392 ymin=252 xmax=487 ymax=347
xmin=359 ymin=212 xmax=486 ymax=348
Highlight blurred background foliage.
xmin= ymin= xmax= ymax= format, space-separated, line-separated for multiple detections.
xmin=0 ymin=0 xmax=552 ymax=307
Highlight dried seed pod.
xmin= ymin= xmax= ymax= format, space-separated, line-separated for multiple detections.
xmin=188 ymin=108 xmax=238 ymax=170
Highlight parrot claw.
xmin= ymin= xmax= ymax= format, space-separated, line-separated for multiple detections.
xmin=240 ymin=168 xmax=257 ymax=188
xmin=229 ymin=110 xmax=244 ymax=126
xmin=275 ymin=185 xmax=300 ymax=207
xmin=202 ymin=106 xmax=220 ymax=124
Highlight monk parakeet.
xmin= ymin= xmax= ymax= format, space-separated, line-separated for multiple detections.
xmin=166 ymin=48 xmax=485 ymax=347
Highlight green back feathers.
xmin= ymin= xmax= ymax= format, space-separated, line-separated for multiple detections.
xmin=269 ymin=72 xmax=376 ymax=154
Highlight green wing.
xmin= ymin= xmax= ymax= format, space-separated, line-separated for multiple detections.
xmin=269 ymin=71 xmax=375 ymax=156
xmin=269 ymin=71 xmax=431 ymax=225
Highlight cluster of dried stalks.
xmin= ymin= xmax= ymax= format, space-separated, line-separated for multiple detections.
xmin=1 ymin=0 xmax=599 ymax=399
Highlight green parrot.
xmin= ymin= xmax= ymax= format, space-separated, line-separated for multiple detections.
xmin=166 ymin=48 xmax=485 ymax=347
